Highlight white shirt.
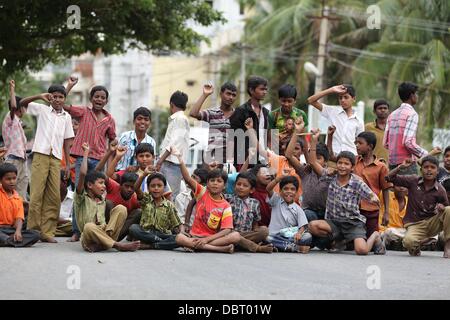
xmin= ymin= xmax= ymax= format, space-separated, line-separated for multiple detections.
xmin=159 ymin=111 xmax=190 ymax=164
xmin=60 ymin=190 xmax=74 ymax=221
xmin=28 ymin=102 xmax=75 ymax=160
xmin=320 ymin=104 xmax=364 ymax=155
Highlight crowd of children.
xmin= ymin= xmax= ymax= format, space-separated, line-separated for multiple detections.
xmin=1 ymin=75 xmax=449 ymax=259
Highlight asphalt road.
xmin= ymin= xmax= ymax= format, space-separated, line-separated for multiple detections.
xmin=1 ymin=238 xmax=449 ymax=300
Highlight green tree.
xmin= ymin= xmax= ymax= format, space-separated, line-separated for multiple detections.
xmin=0 ymin=0 xmax=224 ymax=81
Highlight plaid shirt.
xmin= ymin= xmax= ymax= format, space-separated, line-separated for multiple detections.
xmin=2 ymin=114 xmax=27 ymax=159
xmin=383 ymin=103 xmax=427 ymax=165
xmin=320 ymin=173 xmax=376 ymax=223
xmin=224 ymin=194 xmax=260 ymax=232
xmin=115 ymin=130 xmax=156 ymax=170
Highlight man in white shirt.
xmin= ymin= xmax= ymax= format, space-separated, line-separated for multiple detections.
xmin=155 ymin=91 xmax=190 ymax=200
xmin=307 ymin=84 xmax=364 ymax=155
xmin=19 ymin=85 xmax=75 ymax=243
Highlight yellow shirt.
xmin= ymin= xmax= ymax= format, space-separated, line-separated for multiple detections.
xmin=365 ymin=121 xmax=389 ymax=163
xmin=379 ymin=191 xmax=407 ymax=232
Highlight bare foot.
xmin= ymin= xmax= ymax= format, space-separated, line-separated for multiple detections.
xmin=444 ymin=240 xmax=450 ymax=258
xmin=226 ymin=244 xmax=234 ymax=254
xmin=408 ymin=247 xmax=421 ymax=256
xmin=41 ymin=237 xmax=57 ymax=243
xmin=256 ymin=244 xmax=274 ymax=253
xmin=297 ymin=245 xmax=310 ymax=254
xmin=114 ymin=241 xmax=140 ymax=252
xmin=67 ymin=234 xmax=80 ymax=242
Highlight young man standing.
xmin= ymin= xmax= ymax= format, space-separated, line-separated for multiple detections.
xmin=189 ymin=82 xmax=237 ymax=165
xmin=307 ymin=84 xmax=364 ymax=156
xmin=229 ymin=76 xmax=269 ymax=168
xmin=365 ymin=99 xmax=390 ymax=162
xmin=383 ymin=82 xmax=428 ymax=175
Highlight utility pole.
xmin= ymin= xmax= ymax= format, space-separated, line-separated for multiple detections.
xmin=240 ymin=43 xmax=246 ymax=105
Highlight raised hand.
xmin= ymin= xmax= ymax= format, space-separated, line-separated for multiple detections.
xmin=203 ymin=82 xmax=214 ymax=96
xmin=331 ymin=85 xmax=347 ymax=95
xmin=294 ymin=117 xmax=304 ymax=133
xmin=40 ymin=93 xmax=53 ymax=103
xmin=400 ymin=158 xmax=414 ymax=169
xmin=327 ymin=125 xmax=336 ymax=136
xmin=429 ymin=146 xmax=442 ymax=156
xmin=311 ymin=129 xmax=321 ymax=142
xmin=144 ymin=164 xmax=156 ymax=176
xmin=281 ymin=168 xmax=291 ymax=177
xmin=68 ymin=76 xmax=78 ymax=86
xmin=244 ymin=117 xmax=254 ymax=130
xmin=9 ymin=80 xmax=15 ymax=90
xmin=115 ymin=145 xmax=127 ymax=158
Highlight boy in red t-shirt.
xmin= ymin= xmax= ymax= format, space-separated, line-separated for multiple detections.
xmin=172 ymin=148 xmax=240 ymax=253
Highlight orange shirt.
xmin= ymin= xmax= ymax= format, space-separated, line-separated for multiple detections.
xmin=267 ymin=151 xmax=302 ymax=203
xmin=379 ymin=191 xmax=407 ymax=232
xmin=0 ymin=186 xmax=24 ymax=225
xmin=354 ymin=155 xmax=392 ymax=211
xmin=190 ymin=182 xmax=233 ymax=237
xmin=61 ymin=154 xmax=76 ymax=183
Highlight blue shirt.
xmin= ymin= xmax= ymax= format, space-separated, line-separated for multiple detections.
xmin=116 ymin=130 xmax=156 ymax=171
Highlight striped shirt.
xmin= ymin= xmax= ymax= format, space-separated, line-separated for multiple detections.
xmin=199 ymin=106 xmax=233 ymax=150
xmin=68 ymin=105 xmax=116 ymax=160
xmin=383 ymin=103 xmax=427 ymax=165
xmin=2 ymin=114 xmax=27 ymax=159
xmin=115 ymin=130 xmax=156 ymax=170
xmin=320 ymin=173 xmax=376 ymax=223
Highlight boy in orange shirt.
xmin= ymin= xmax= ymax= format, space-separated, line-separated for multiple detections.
xmin=0 ymin=163 xmax=40 ymax=247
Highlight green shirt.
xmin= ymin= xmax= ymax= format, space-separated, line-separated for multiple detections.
xmin=269 ymin=107 xmax=308 ymax=133
xmin=140 ymin=193 xmax=181 ymax=234
xmin=74 ymin=191 xmax=106 ymax=232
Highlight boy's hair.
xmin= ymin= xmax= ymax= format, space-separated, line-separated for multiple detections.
xmin=316 ymin=142 xmax=330 ymax=162
xmin=444 ymin=146 xmax=450 ymax=155
xmin=84 ymin=170 xmax=106 ymax=190
xmin=147 ymin=172 xmax=167 ymax=187
xmin=342 ymin=84 xmax=355 ymax=98
xmin=279 ymin=176 xmax=299 ymax=191
xmin=220 ymin=82 xmax=237 ymax=93
xmin=193 ymin=168 xmax=209 ymax=185
xmin=0 ymin=163 xmax=17 ymax=179
xmin=247 ymin=76 xmax=268 ymax=96
xmin=135 ymin=143 xmax=154 ymax=156
xmin=90 ymin=85 xmax=109 ymax=99
xmin=48 ymin=84 xmax=67 ymax=97
xmin=398 ymin=82 xmax=418 ymax=102
xmin=357 ymin=131 xmax=377 ymax=150
xmin=336 ymin=151 xmax=356 ymax=166
xmin=278 ymin=84 xmax=297 ymax=100
xmin=373 ymin=99 xmax=390 ymax=111
xmin=296 ymin=137 xmax=305 ymax=150
xmin=121 ymin=172 xmax=138 ymax=185
xmin=442 ymin=178 xmax=450 ymax=192
xmin=170 ymin=91 xmax=188 ymax=110
xmin=133 ymin=107 xmax=151 ymax=121
xmin=420 ymin=155 xmax=439 ymax=168
xmin=8 ymin=96 xmax=22 ymax=110
xmin=250 ymin=164 xmax=267 ymax=177
xmin=236 ymin=172 xmax=257 ymax=188
xmin=207 ymin=169 xmax=228 ymax=184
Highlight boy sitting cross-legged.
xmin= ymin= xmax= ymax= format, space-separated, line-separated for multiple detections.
xmin=224 ymin=172 xmax=273 ymax=253
xmin=308 ymin=151 xmax=386 ymax=255
xmin=172 ymin=148 xmax=240 ymax=253
xmin=266 ymin=170 xmax=312 ymax=253
xmin=128 ymin=169 xmax=182 ymax=250
xmin=75 ymin=143 xmax=140 ymax=252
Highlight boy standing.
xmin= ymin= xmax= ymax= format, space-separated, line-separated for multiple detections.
xmin=365 ymin=99 xmax=390 ymax=162
xmin=75 ymin=143 xmax=140 ymax=252
xmin=116 ymin=107 xmax=156 ymax=171
xmin=224 ymin=172 xmax=273 ymax=253
xmin=155 ymin=91 xmax=190 ymax=200
xmin=383 ymin=82 xmax=428 ymax=174
xmin=129 ymin=171 xmax=181 ymax=250
xmin=307 ymin=84 xmax=364 ymax=155
xmin=20 ymin=85 xmax=74 ymax=243
xmin=308 ymin=151 xmax=386 ymax=255
xmin=0 ymin=163 xmax=40 ymax=247
xmin=354 ymin=131 xmax=392 ymax=237
xmin=386 ymin=157 xmax=450 ymax=257
xmin=172 ymin=148 xmax=240 ymax=253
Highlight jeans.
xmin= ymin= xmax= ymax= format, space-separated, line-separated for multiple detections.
xmin=304 ymin=209 xmax=325 ymax=222
xmin=128 ymin=224 xmax=179 ymax=250
xmin=72 ymin=157 xmax=101 ymax=236
xmin=160 ymin=161 xmax=182 ymax=200
xmin=268 ymin=232 xmax=312 ymax=252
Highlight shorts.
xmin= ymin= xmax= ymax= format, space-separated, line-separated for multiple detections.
xmin=326 ymin=219 xmax=367 ymax=242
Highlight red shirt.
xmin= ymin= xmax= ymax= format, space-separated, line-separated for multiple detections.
xmin=190 ymin=182 xmax=233 ymax=237
xmin=69 ymin=105 xmax=116 ymax=160
xmin=251 ymin=186 xmax=272 ymax=227
xmin=105 ymin=178 xmax=140 ymax=214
